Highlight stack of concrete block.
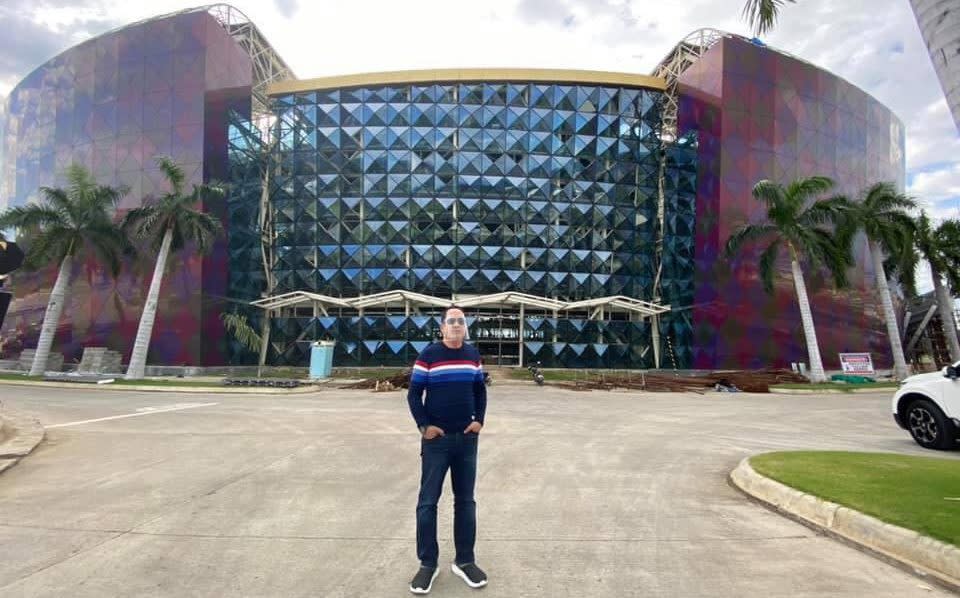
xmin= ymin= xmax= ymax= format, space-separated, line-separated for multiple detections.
xmin=77 ymin=347 xmax=123 ymax=374
xmin=18 ymin=350 xmax=64 ymax=373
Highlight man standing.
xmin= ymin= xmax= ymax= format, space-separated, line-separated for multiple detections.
xmin=407 ymin=305 xmax=488 ymax=594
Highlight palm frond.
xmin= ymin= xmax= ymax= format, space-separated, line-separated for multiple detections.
xmin=758 ymin=240 xmax=781 ymax=294
xmin=723 ymin=223 xmax=778 ymax=259
xmin=936 ymin=219 xmax=960 ymax=291
xmin=751 ymin=180 xmax=785 ymax=212
xmin=177 ymin=210 xmax=223 ymax=254
xmin=155 ymin=156 xmax=186 ymax=197
xmin=92 ymin=183 xmax=127 ymax=212
xmin=125 ymin=160 xmax=225 ymax=256
xmin=0 ymin=204 xmax=64 ymax=231
xmin=82 ymin=223 xmax=127 ymax=277
xmin=874 ymin=212 xmax=916 ymax=256
xmin=741 ymin=0 xmax=796 ymax=35
xmin=801 ymin=194 xmax=850 ymax=227
xmin=800 ymin=227 xmax=853 ymax=289
xmin=38 ymin=186 xmax=76 ymax=222
xmin=862 ymin=182 xmax=916 ymax=212
xmin=786 ymin=176 xmax=835 ymax=207
xmin=883 ymin=214 xmax=921 ymax=298
xmin=220 ymin=311 xmax=262 ymax=354
xmin=21 ymin=227 xmax=74 ymax=270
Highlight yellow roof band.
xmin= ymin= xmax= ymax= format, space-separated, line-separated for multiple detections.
xmin=267 ymin=68 xmax=667 ymax=95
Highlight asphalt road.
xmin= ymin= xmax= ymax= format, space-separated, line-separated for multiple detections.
xmin=0 ymin=384 xmax=956 ymax=597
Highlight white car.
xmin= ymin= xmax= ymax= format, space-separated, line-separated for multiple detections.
xmin=892 ymin=361 xmax=960 ymax=450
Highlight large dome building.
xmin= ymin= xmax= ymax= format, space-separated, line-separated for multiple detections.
xmin=1 ymin=7 xmax=904 ymax=371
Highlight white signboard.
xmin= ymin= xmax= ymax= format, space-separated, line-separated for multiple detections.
xmin=839 ymin=353 xmax=874 ymax=375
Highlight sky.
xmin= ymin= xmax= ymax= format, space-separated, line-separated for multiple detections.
xmin=0 ymin=0 xmax=958 ymax=291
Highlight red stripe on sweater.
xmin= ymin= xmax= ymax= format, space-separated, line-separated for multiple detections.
xmin=422 ymin=359 xmax=480 ymax=369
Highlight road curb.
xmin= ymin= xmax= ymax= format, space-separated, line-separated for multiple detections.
xmin=0 ymin=407 xmax=45 ymax=473
xmin=768 ymin=387 xmax=896 ymax=394
xmin=730 ymin=457 xmax=960 ymax=592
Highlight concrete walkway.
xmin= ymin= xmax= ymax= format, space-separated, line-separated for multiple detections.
xmin=0 ymin=386 xmax=956 ymax=597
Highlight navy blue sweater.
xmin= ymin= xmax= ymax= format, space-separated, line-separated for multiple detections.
xmin=407 ymin=342 xmax=487 ymax=432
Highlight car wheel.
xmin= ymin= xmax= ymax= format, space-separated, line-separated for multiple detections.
xmin=905 ymin=399 xmax=956 ymax=450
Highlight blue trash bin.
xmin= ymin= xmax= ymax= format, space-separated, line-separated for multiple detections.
xmin=310 ymin=341 xmax=336 ymax=379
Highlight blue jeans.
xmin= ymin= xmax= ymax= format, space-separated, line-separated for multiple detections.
xmin=416 ymin=431 xmax=478 ymax=568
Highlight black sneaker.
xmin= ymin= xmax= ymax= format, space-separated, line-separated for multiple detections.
xmin=409 ymin=566 xmax=438 ymax=594
xmin=452 ymin=562 xmax=488 ymax=588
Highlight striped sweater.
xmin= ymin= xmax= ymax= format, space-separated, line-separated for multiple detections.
xmin=407 ymin=342 xmax=487 ymax=432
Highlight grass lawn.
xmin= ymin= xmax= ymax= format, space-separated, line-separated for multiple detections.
xmin=0 ymin=373 xmax=43 ymax=382
xmin=0 ymin=373 xmax=224 ymax=387
xmin=112 ymin=379 xmax=223 ymax=388
xmin=750 ymin=451 xmax=960 ymax=547
xmin=770 ymin=382 xmax=899 ymax=392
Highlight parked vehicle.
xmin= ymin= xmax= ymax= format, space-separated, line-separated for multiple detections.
xmin=527 ymin=361 xmax=545 ymax=386
xmin=891 ymin=361 xmax=960 ymax=450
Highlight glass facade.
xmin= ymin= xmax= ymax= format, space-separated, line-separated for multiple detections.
xmin=0 ymin=10 xmax=252 ymax=365
xmin=229 ymin=81 xmax=698 ymax=367
xmin=678 ymin=37 xmax=905 ymax=370
xmin=2 ymin=9 xmax=905 ymax=371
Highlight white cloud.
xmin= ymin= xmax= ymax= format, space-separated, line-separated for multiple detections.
xmin=904 ymin=99 xmax=960 ymax=171
xmin=908 ymin=163 xmax=960 ymax=218
xmin=1 ymin=0 xmax=958 ymax=210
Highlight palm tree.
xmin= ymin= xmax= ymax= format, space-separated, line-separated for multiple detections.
xmin=741 ymin=0 xmax=796 ymax=35
xmin=912 ymin=213 xmax=960 ymax=362
xmin=838 ymin=182 xmax=916 ymax=379
xmin=724 ymin=176 xmax=853 ymax=383
xmin=0 ymin=164 xmax=127 ymax=376
xmin=220 ymin=310 xmax=265 ymax=376
xmin=122 ymin=157 xmax=224 ymax=380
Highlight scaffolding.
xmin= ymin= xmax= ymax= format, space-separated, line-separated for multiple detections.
xmin=651 ymin=28 xmax=725 ymax=143
xmin=205 ymin=4 xmax=295 ymax=115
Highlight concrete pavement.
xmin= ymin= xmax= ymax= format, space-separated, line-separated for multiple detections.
xmin=0 ymin=385 xmax=957 ymax=597
xmin=731 ymin=458 xmax=960 ymax=591
xmin=0 ymin=405 xmax=44 ymax=474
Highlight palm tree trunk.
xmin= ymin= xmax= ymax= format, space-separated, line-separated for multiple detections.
xmin=125 ymin=227 xmax=174 ymax=379
xmin=257 ymin=309 xmax=270 ymax=378
xmin=869 ymin=241 xmax=909 ymax=379
xmin=790 ymin=255 xmax=828 ymax=382
xmin=28 ymin=255 xmax=72 ymax=376
xmin=931 ymin=266 xmax=960 ymax=362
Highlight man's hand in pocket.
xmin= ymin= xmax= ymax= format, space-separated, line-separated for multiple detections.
xmin=423 ymin=425 xmax=445 ymax=439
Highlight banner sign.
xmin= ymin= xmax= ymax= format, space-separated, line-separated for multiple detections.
xmin=839 ymin=353 xmax=874 ymax=375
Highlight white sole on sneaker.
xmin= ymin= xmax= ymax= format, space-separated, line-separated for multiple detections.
xmin=409 ymin=567 xmax=438 ymax=594
xmin=451 ymin=563 xmax=488 ymax=588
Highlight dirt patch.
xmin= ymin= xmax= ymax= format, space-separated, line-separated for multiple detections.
xmin=551 ymin=369 xmax=809 ymax=393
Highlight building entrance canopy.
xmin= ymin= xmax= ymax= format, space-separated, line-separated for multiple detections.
xmin=251 ymin=290 xmax=670 ymax=367
xmin=251 ymin=290 xmax=669 ymax=318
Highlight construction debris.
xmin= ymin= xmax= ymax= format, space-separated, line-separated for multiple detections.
xmin=551 ymin=369 xmax=808 ymax=393
xmin=342 ymin=368 xmax=808 ymax=393
xmin=343 ymin=369 xmax=412 ymax=391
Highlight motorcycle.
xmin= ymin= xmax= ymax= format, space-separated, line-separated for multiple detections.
xmin=527 ymin=361 xmax=545 ymax=386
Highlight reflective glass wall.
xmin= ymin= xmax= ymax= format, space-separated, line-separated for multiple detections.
xmin=1 ymin=10 xmax=253 ymax=365
xmin=678 ymin=37 xmax=905 ymax=370
xmin=236 ymin=81 xmax=696 ymax=366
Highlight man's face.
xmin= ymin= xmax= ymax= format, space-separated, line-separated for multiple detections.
xmin=441 ymin=308 xmax=466 ymax=343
